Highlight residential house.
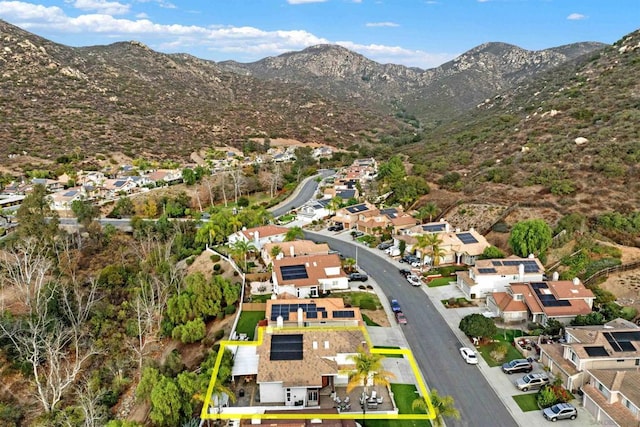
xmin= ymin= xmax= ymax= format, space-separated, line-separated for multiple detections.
xmin=297 ymin=198 xmax=331 ymax=221
xmin=272 ymin=254 xmax=348 ymax=298
xmin=313 ymin=146 xmax=333 ymax=159
xmin=146 ymin=169 xmax=183 ymax=186
xmin=582 ymin=369 xmax=640 ymax=427
xmin=49 ymin=187 xmax=84 ymax=211
xmin=255 ymin=327 xmax=366 ymax=406
xmin=456 ymin=256 xmax=545 ymax=300
xmin=103 ymin=177 xmax=137 ymax=196
xmin=31 ymin=178 xmax=63 ymax=192
xmin=262 ymin=240 xmax=330 ymax=266
xmin=538 ymin=319 xmax=640 ymax=394
xmin=487 ymin=278 xmax=594 ymax=325
xmin=356 ymin=207 xmax=416 ymax=235
xmin=265 ymin=297 xmax=362 ymax=328
xmin=332 ymin=202 xmax=377 ymax=230
xmin=228 ymin=225 xmax=289 ymax=251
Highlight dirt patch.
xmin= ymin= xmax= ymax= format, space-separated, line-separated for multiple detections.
xmin=361 ymin=309 xmax=390 ymax=327
xmin=444 ymin=203 xmax=508 ymax=233
xmin=599 ymin=271 xmax=640 ymax=322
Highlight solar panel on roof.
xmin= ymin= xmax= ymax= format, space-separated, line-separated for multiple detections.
xmin=478 ymin=268 xmax=497 ymax=274
xmin=523 ymin=261 xmax=540 ymax=273
xmin=422 ymin=224 xmax=446 ymax=233
xmin=502 ymin=260 xmax=521 ymax=267
xmin=457 ymin=233 xmax=478 ymax=244
xmin=605 ymin=332 xmax=638 ymax=352
xmin=346 ymin=204 xmax=368 ymax=213
xmin=491 ymin=261 xmax=503 ymax=267
xmin=584 ymin=346 xmax=609 ymax=357
xmin=332 ymin=310 xmax=355 ymax=318
xmin=270 ymin=334 xmax=303 ymax=361
xmin=280 ymin=265 xmax=309 ymax=281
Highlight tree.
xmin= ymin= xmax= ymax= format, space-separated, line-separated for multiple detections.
xmin=480 ymin=245 xmax=506 ymax=259
xmin=342 ymin=257 xmax=356 ymax=273
xmin=195 ymin=220 xmax=220 ymax=247
xmin=328 ymin=196 xmax=342 ymax=216
xmin=284 ymin=226 xmax=304 ymax=242
xmin=71 ymin=199 xmax=99 ymax=226
xmin=459 ymin=313 xmax=497 ymax=342
xmin=508 ymin=219 xmax=553 ymax=260
xmin=398 ymin=239 xmax=406 ymax=256
xmin=422 ymin=202 xmax=438 ymax=223
xmin=182 ymin=168 xmax=196 ymax=186
xmin=15 ymin=183 xmax=59 ymax=241
xmin=412 ymin=389 xmax=460 ymax=427
xmin=346 ymin=346 xmax=395 ymax=396
xmin=230 ymin=240 xmax=257 ymax=272
xmin=270 ymin=245 xmax=283 ymax=259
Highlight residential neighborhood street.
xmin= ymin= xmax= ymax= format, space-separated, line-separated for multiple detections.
xmin=270 ymin=169 xmax=334 ymax=217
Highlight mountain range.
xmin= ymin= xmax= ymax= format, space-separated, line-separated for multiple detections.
xmin=1 ymin=19 xmax=638 ymax=214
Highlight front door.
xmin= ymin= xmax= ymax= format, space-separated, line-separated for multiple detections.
xmin=308 ymin=389 xmax=319 ymax=405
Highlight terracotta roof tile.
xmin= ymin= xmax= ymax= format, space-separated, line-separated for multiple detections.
xmin=274 ymin=254 xmax=346 ymax=287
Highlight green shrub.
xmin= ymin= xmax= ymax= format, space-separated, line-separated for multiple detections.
xmin=214 ymin=329 xmax=225 ymax=340
xmin=185 ymin=256 xmax=195 ymax=266
xmin=213 ymin=264 xmax=222 ymax=272
xmin=210 ymin=254 xmax=221 ymax=262
xmin=224 ymin=305 xmax=237 ymax=315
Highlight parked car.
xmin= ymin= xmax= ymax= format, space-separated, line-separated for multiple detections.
xmin=390 ymin=299 xmax=402 ymax=313
xmin=400 ymin=254 xmax=419 ymax=264
xmin=406 ymin=274 xmax=422 ymax=287
xmin=348 ymin=272 xmax=369 ymax=282
xmin=515 ymin=373 xmax=549 ymax=391
xmin=459 ymin=347 xmax=479 ymax=364
xmin=377 ymin=241 xmax=393 ymax=250
xmin=328 ymin=223 xmax=344 ymax=232
xmin=502 ymin=359 xmax=533 ymax=374
xmin=395 ymin=311 xmax=408 ymax=325
xmin=399 ymin=268 xmax=411 ymax=277
xmin=542 ymin=403 xmax=577 ymax=422
xmin=385 ymin=246 xmax=401 ymax=257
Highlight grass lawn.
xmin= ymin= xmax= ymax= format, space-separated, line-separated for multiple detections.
xmin=372 ymin=346 xmax=404 ymax=359
xmin=277 ymin=213 xmax=296 ymax=224
xmin=476 ymin=328 xmax=525 ymax=366
xmin=250 ymin=294 xmax=272 ymax=303
xmin=235 ymin=311 xmax=265 ymax=340
xmin=426 ymin=276 xmax=453 ymax=287
xmin=365 ymin=384 xmax=432 ymax=427
xmin=512 ymin=393 xmax=539 ymax=412
xmin=340 ymin=291 xmax=383 ymax=310
xmin=362 ymin=313 xmax=380 ymax=326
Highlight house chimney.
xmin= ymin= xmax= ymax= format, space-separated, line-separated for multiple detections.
xmin=528 ymin=253 xmax=535 ymax=259
xmin=518 ymin=263 xmax=525 ymax=281
xmin=290 ymin=245 xmax=295 ymax=257
xmin=298 ymin=308 xmax=304 ymax=327
xmin=277 ymin=315 xmax=284 ymax=328
xmin=552 ymin=271 xmax=559 ymax=281
xmin=455 ymin=228 xmax=461 ymax=233
xmin=254 ymin=231 xmax=260 ymax=244
xmin=573 ymin=277 xmax=580 ymax=286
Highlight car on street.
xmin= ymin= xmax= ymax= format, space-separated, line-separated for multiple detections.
xmin=502 ymin=358 xmax=533 ymax=374
xmin=351 ymin=231 xmax=365 ymax=239
xmin=328 ymin=223 xmax=344 ymax=232
xmin=399 ymin=268 xmax=411 ymax=278
xmin=377 ymin=241 xmax=393 ymax=250
xmin=542 ymin=403 xmax=578 ymax=422
xmin=390 ymin=299 xmax=402 ymax=313
xmin=395 ymin=311 xmax=407 ymax=324
xmin=406 ymin=274 xmax=422 ymax=287
xmin=459 ymin=347 xmax=479 ymax=364
xmin=348 ymin=272 xmax=369 ymax=282
xmin=385 ymin=246 xmax=401 ymax=257
xmin=515 ymin=373 xmax=549 ymax=391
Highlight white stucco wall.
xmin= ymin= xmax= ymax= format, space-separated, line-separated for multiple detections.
xmin=259 ymin=382 xmax=285 ymax=403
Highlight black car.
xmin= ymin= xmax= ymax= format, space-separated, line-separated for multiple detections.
xmin=348 ymin=272 xmax=369 ymax=282
xmin=399 ymin=268 xmax=411 ymax=277
xmin=400 ymin=254 xmax=420 ymax=264
xmin=377 ymin=241 xmax=393 ymax=250
xmin=328 ymin=223 xmax=344 ymax=232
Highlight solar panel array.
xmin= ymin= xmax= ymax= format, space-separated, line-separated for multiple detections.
xmin=270 ymin=334 xmax=303 ymax=361
xmin=531 ymin=282 xmax=571 ymax=307
xmin=280 ymin=265 xmax=309 ymax=281
xmin=346 ymin=204 xmax=368 ymax=213
xmin=478 ymin=268 xmax=497 ymax=274
xmin=332 ymin=310 xmax=355 ymax=318
xmin=456 ymin=233 xmax=478 ymax=244
xmin=270 ymin=303 xmax=327 ymax=321
xmin=604 ymin=332 xmax=638 ymax=353
xmin=422 ymin=224 xmax=446 ymax=233
xmin=492 ymin=260 xmax=541 ymax=273
xmin=584 ymin=346 xmax=609 ymax=357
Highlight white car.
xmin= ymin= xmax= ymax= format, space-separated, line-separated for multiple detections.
xmin=459 ymin=347 xmax=479 ymax=364
xmin=406 ymin=274 xmax=422 ymax=287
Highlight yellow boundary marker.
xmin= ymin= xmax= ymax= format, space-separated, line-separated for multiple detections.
xmin=201 ymin=324 xmax=436 ymax=421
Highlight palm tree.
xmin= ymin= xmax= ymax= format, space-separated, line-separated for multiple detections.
xmin=412 ymin=389 xmax=460 ymax=427
xmin=328 ymin=196 xmax=342 ymax=216
xmin=430 ymin=242 xmax=446 ymax=267
xmin=342 ymin=257 xmax=356 ymax=273
xmin=230 ymin=240 xmax=257 ymax=272
xmin=228 ymin=215 xmax=243 ymax=233
xmin=423 ymin=202 xmax=438 ymax=223
xmin=270 ymin=245 xmax=282 ymax=259
xmin=346 ymin=346 xmax=396 ymax=397
xmin=195 ymin=220 xmax=220 ymax=247
xmin=415 ymin=207 xmax=430 ymax=224
xmin=284 ymin=226 xmax=304 ymax=242
xmin=415 ymin=233 xmax=441 ymax=268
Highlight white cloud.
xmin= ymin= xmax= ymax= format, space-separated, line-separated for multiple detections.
xmin=287 ymin=0 xmax=327 ymax=4
xmin=567 ymin=13 xmax=586 ymax=21
xmin=135 ymin=12 xmax=148 ymax=18
xmin=0 ymin=0 xmax=453 ymax=68
xmin=365 ymin=22 xmax=399 ymax=28
xmin=67 ymin=0 xmax=130 ymax=15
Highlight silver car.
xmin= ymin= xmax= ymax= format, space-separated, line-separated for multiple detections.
xmin=542 ymin=403 xmax=577 ymax=421
xmin=515 ymin=373 xmax=549 ymax=391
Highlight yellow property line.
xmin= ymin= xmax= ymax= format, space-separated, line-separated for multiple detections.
xmin=201 ymin=325 xmax=435 ymax=420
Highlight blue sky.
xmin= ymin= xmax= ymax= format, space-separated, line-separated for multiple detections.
xmin=1 ymin=1 xmax=638 ymax=68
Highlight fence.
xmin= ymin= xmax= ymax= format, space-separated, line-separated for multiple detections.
xmin=583 ymin=260 xmax=640 ymax=287
xmin=207 ymin=245 xmax=246 ymax=339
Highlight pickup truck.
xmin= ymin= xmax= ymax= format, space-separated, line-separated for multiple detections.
xmin=390 ymin=299 xmax=402 ymax=313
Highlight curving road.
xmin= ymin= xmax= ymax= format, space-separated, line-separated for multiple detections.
xmin=304 ymin=231 xmax=518 ymax=427
xmin=270 ymin=169 xmax=334 ymax=217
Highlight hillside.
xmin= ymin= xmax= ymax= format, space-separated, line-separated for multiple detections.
xmin=0 ymin=20 xmax=403 ymax=169
xmin=404 ymin=29 xmax=640 ymax=217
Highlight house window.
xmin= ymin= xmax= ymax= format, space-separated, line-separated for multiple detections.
xmin=570 ymin=351 xmax=578 ymax=364
xmin=324 ymin=341 xmax=329 ymax=349
xmin=636 ymin=359 xmax=640 ymax=366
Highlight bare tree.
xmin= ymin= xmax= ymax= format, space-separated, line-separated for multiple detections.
xmin=129 ymin=280 xmax=158 ymax=374
xmin=229 ymin=167 xmax=246 ymax=204
xmin=217 ymin=170 xmax=229 ymax=207
xmin=0 ymin=239 xmax=99 ymax=413
xmin=75 ymin=381 xmax=108 ymax=427
xmin=270 ymin=163 xmax=282 ymax=198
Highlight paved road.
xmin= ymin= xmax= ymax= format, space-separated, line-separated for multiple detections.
xmin=270 ymin=169 xmax=334 ymax=217
xmin=304 ymin=231 xmax=518 ymax=427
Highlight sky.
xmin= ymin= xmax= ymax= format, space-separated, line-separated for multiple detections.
xmin=0 ymin=1 xmax=638 ymax=69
